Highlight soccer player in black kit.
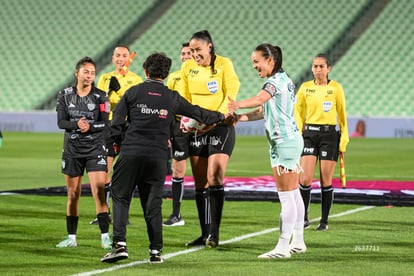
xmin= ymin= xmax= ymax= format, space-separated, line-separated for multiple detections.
xmin=101 ymin=52 xmax=228 ymax=264
xmin=56 ymin=56 xmax=112 ymax=250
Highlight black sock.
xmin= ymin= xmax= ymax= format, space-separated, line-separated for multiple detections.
xmin=66 ymin=216 xmax=79 ymax=235
xmin=97 ymin=212 xmax=110 ymax=233
xmin=321 ymin=186 xmax=333 ymax=224
xmin=299 ymin=184 xmax=311 ymax=221
xmin=172 ymin=177 xmax=184 ymax=217
xmin=195 ymin=189 xmax=209 ymax=237
xmin=208 ymin=185 xmax=224 ymax=238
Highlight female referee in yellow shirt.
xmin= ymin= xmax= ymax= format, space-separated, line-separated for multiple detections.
xmin=178 ymin=30 xmax=240 ymax=248
xmin=294 ymin=54 xmax=349 ymax=231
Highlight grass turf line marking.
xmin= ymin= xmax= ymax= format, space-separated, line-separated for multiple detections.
xmin=220 ymin=205 xmax=375 ymax=245
xmin=73 ymin=205 xmax=375 ymax=276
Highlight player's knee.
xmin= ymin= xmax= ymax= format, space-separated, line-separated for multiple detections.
xmin=300 ymin=175 xmax=313 ymax=186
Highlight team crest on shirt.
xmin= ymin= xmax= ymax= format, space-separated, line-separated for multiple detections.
xmin=207 ymin=80 xmax=218 ymax=94
xmin=87 ymin=103 xmax=96 ymax=111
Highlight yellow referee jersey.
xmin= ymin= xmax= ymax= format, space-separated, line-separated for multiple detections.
xmin=97 ymin=71 xmax=143 ymax=120
xmin=178 ymin=55 xmax=240 ymax=114
xmin=294 ymin=80 xmax=349 ymax=152
xmin=167 ymin=70 xmax=188 ymax=99
xmin=168 ymin=69 xmax=189 ymax=122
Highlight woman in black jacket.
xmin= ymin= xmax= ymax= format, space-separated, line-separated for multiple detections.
xmin=101 ymin=52 xmax=227 ymax=264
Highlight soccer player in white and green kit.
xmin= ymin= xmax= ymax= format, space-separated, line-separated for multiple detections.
xmin=228 ymin=43 xmax=306 ymax=259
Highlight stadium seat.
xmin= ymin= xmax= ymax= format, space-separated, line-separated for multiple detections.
xmin=1 ymin=0 xmax=413 ymax=118
xmin=333 ymin=0 xmax=414 ymax=117
xmin=0 ymin=0 xmax=157 ymax=111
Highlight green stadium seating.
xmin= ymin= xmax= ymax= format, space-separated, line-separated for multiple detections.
xmin=0 ymin=0 xmax=156 ymax=111
xmin=1 ymin=0 xmax=413 ymax=118
xmin=331 ymin=0 xmax=414 ymax=117
xmin=124 ymin=0 xmax=369 ymax=105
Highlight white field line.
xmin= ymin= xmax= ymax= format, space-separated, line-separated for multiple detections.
xmin=225 ymin=169 xmax=414 ymax=180
xmin=73 ymin=205 xmax=375 ymax=276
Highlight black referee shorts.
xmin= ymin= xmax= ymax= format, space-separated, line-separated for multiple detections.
xmin=302 ymin=124 xmax=339 ymax=161
xmin=189 ymin=123 xmax=235 ymax=158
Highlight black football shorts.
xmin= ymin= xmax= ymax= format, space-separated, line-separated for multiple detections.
xmin=302 ymin=124 xmax=339 ymax=161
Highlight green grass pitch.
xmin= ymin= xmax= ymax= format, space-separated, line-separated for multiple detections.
xmin=0 ymin=132 xmax=413 ymax=275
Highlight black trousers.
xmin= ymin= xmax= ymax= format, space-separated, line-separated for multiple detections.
xmin=110 ymin=154 xmax=166 ymax=251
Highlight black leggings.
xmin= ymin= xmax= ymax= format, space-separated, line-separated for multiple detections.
xmin=110 ymin=154 xmax=166 ymax=251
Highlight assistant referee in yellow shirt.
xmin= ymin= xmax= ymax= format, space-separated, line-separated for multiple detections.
xmin=294 ymin=53 xmax=349 ymax=231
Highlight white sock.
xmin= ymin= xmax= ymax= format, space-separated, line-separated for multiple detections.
xmin=291 ymin=188 xmax=305 ymax=244
xmin=68 ymin=234 xmax=76 ymax=241
xmin=275 ymin=190 xmax=296 ymax=252
xmin=101 ymin=233 xmax=109 ymax=239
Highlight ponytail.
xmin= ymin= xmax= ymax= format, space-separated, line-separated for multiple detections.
xmin=190 ymin=30 xmax=216 ymax=76
xmin=255 ymin=43 xmax=283 ymax=75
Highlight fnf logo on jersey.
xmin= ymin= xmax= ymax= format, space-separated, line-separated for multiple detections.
xmin=207 ymin=80 xmax=218 ymax=93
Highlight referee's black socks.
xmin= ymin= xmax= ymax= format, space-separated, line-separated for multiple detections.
xmin=208 ymin=185 xmax=225 ymax=238
xmin=172 ymin=177 xmax=184 ymax=217
xmin=195 ymin=189 xmax=209 ymax=238
xmin=321 ymin=185 xmax=334 ymax=225
xmin=299 ymin=184 xmax=311 ymax=222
